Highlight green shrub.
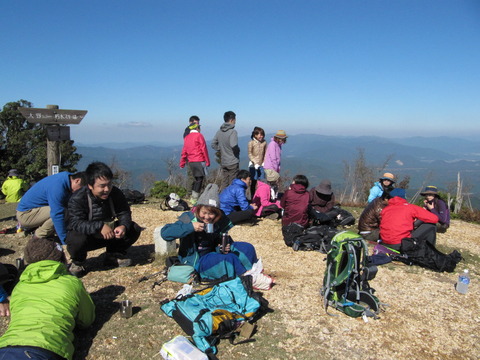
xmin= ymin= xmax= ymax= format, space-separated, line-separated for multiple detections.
xmin=150 ymin=181 xmax=187 ymax=199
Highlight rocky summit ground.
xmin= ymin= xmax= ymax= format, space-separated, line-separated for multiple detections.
xmin=0 ymin=201 xmax=479 ymax=359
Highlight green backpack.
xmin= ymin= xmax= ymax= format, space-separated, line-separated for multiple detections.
xmin=320 ymin=231 xmax=383 ymax=319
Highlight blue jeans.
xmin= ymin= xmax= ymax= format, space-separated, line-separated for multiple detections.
xmin=0 ymin=347 xmax=65 ymax=360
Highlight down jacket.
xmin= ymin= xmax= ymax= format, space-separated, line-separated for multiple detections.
xmin=358 ymin=197 xmax=388 ymax=232
xmin=219 ymin=179 xmax=253 ymax=215
xmin=0 ymin=260 xmax=95 ymax=360
xmin=67 ymin=186 xmax=133 ymax=235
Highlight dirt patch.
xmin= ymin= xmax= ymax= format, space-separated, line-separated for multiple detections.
xmin=0 ymin=203 xmax=479 ymax=359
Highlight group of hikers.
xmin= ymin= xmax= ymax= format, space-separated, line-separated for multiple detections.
xmin=0 ymin=110 xmax=457 ymax=359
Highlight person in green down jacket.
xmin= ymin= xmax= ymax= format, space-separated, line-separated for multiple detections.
xmin=0 ymin=237 xmax=95 ymax=360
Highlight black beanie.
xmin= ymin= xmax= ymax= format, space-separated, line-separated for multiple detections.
xmin=24 ymin=237 xmax=65 ymax=264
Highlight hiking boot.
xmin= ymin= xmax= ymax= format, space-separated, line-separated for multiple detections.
xmin=104 ymin=252 xmax=132 ymax=268
xmin=69 ymin=262 xmax=86 ymax=277
xmin=251 ymin=272 xmax=274 ymax=291
xmin=265 ymin=213 xmax=279 ymax=220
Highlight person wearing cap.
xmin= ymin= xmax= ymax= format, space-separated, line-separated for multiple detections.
xmin=180 ymin=121 xmax=210 ymax=205
xmin=421 ymin=185 xmax=450 ymax=233
xmin=280 ymin=174 xmax=310 ymax=228
xmin=368 ymin=172 xmax=395 ymax=203
xmin=0 ymin=237 xmax=95 ymax=360
xmin=211 ymin=111 xmax=240 ymax=191
xmin=379 ymin=188 xmax=439 ymax=251
xmin=183 ymin=115 xmax=200 ymax=139
xmin=1 ymin=169 xmax=28 ymax=203
xmin=219 ymin=170 xmax=258 ymax=225
xmin=161 ymin=184 xmax=274 ymax=290
xmin=309 ymin=179 xmax=338 ymax=225
xmin=66 ymin=162 xmax=142 ymax=277
xmin=16 ymin=171 xmax=86 ymax=244
xmin=252 ymin=169 xmax=282 ymax=220
xmin=263 ymin=130 xmax=287 ymax=175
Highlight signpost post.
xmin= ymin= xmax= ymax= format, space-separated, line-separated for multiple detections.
xmin=18 ymin=105 xmax=87 ymax=176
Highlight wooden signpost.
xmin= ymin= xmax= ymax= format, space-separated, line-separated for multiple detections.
xmin=18 ymin=105 xmax=88 ymax=176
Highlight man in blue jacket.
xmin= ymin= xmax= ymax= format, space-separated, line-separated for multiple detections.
xmin=219 ymin=170 xmax=258 ymax=225
xmin=16 ymin=172 xmax=86 ymax=244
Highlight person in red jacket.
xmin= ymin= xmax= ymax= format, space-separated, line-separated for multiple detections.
xmin=180 ymin=123 xmax=210 ymax=204
xmin=379 ymin=188 xmax=439 ymax=251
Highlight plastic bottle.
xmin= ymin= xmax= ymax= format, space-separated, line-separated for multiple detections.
xmin=456 ymin=269 xmax=470 ymax=294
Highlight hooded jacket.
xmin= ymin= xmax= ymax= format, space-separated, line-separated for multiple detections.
xmin=252 ymin=180 xmax=282 ymax=217
xmin=211 ymin=123 xmax=239 ymax=166
xmin=1 ymin=176 xmax=28 ymax=203
xmin=280 ymin=183 xmax=309 ymax=227
xmin=379 ymin=197 xmax=439 ymax=245
xmin=219 ymin=178 xmax=253 ymax=215
xmin=0 ymin=260 xmax=95 ymax=360
xmin=180 ymin=130 xmax=210 ymax=168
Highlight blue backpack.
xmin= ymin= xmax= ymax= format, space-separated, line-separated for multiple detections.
xmin=161 ymin=276 xmax=269 ymax=355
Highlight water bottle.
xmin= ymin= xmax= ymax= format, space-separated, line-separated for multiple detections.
xmin=456 ymin=269 xmax=470 ymax=294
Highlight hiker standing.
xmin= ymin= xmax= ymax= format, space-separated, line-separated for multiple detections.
xmin=247 ymin=126 xmax=267 ymax=197
xmin=180 ymin=122 xmax=210 ymax=205
xmin=211 ymin=111 xmax=240 ymax=191
xmin=183 ymin=115 xmax=200 ymax=198
xmin=263 ymin=130 xmax=287 ymax=180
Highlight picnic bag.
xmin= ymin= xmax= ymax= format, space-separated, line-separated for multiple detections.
xmin=160 ymin=276 xmax=269 ymax=355
xmin=321 ymin=231 xmax=383 ymax=319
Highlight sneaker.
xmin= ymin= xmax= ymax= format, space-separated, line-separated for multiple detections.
xmin=69 ymin=262 xmax=86 ymax=277
xmin=251 ymin=272 xmax=274 ymax=291
xmin=104 ymin=253 xmax=132 ymax=268
xmin=265 ymin=213 xmax=279 ymax=220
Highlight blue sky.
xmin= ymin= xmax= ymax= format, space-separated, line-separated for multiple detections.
xmin=1 ymin=0 xmax=479 ymax=145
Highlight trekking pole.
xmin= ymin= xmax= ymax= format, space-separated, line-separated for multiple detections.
xmin=138 ymin=268 xmax=166 ymax=283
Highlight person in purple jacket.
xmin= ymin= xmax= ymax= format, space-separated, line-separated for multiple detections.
xmin=263 ymin=130 xmax=287 ymax=177
xmin=421 ymin=186 xmax=450 ymax=233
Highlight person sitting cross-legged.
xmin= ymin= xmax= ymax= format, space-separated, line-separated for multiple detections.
xmin=66 ymin=162 xmax=142 ymax=277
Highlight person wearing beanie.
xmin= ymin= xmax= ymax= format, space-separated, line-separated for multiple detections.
xmin=379 ymin=189 xmax=439 ymax=251
xmin=421 ymin=185 xmax=450 ymax=233
xmin=251 ymin=169 xmax=282 ymax=220
xmin=263 ymin=130 xmax=287 ymax=175
xmin=161 ymin=183 xmax=274 ymax=290
xmin=1 ymin=169 xmax=28 ymax=203
xmin=219 ymin=170 xmax=258 ymax=225
xmin=66 ymin=162 xmax=142 ymax=277
xmin=0 ymin=237 xmax=95 ymax=360
xmin=211 ymin=111 xmax=240 ymax=191
xmin=180 ymin=119 xmax=210 ymax=205
xmin=368 ymin=172 xmax=395 ymax=203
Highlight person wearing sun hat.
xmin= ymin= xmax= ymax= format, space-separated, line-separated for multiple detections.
xmin=0 ymin=237 xmax=95 ymax=360
xmin=308 ymin=179 xmax=338 ymax=225
xmin=161 ymin=183 xmax=274 ymax=290
xmin=421 ymin=185 xmax=450 ymax=233
xmin=368 ymin=172 xmax=396 ymax=203
xmin=263 ymin=130 xmax=287 ymax=175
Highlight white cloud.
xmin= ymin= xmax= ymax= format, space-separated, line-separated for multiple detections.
xmin=117 ymin=121 xmax=152 ymax=128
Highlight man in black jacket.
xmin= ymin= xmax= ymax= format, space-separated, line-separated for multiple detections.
xmin=66 ymin=162 xmax=142 ymax=276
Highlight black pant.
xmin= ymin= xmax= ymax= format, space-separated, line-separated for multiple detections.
xmin=66 ymin=222 xmax=142 ymax=263
xmin=227 ymin=209 xmax=255 ymax=225
xmin=412 ymin=223 xmax=437 ymax=247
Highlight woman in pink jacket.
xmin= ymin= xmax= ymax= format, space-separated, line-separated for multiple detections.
xmin=252 ymin=169 xmax=282 ymax=220
xmin=180 ymin=124 xmax=210 ymax=203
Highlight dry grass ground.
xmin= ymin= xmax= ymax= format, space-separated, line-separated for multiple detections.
xmin=0 ymin=201 xmax=479 ymax=359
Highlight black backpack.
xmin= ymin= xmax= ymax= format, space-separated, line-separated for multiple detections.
xmin=292 ymin=225 xmax=338 ymax=253
xmin=121 ymin=189 xmax=146 ymax=204
xmin=160 ymin=193 xmax=190 ymax=212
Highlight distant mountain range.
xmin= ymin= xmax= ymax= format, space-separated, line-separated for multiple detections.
xmin=76 ymin=135 xmax=480 ymax=207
